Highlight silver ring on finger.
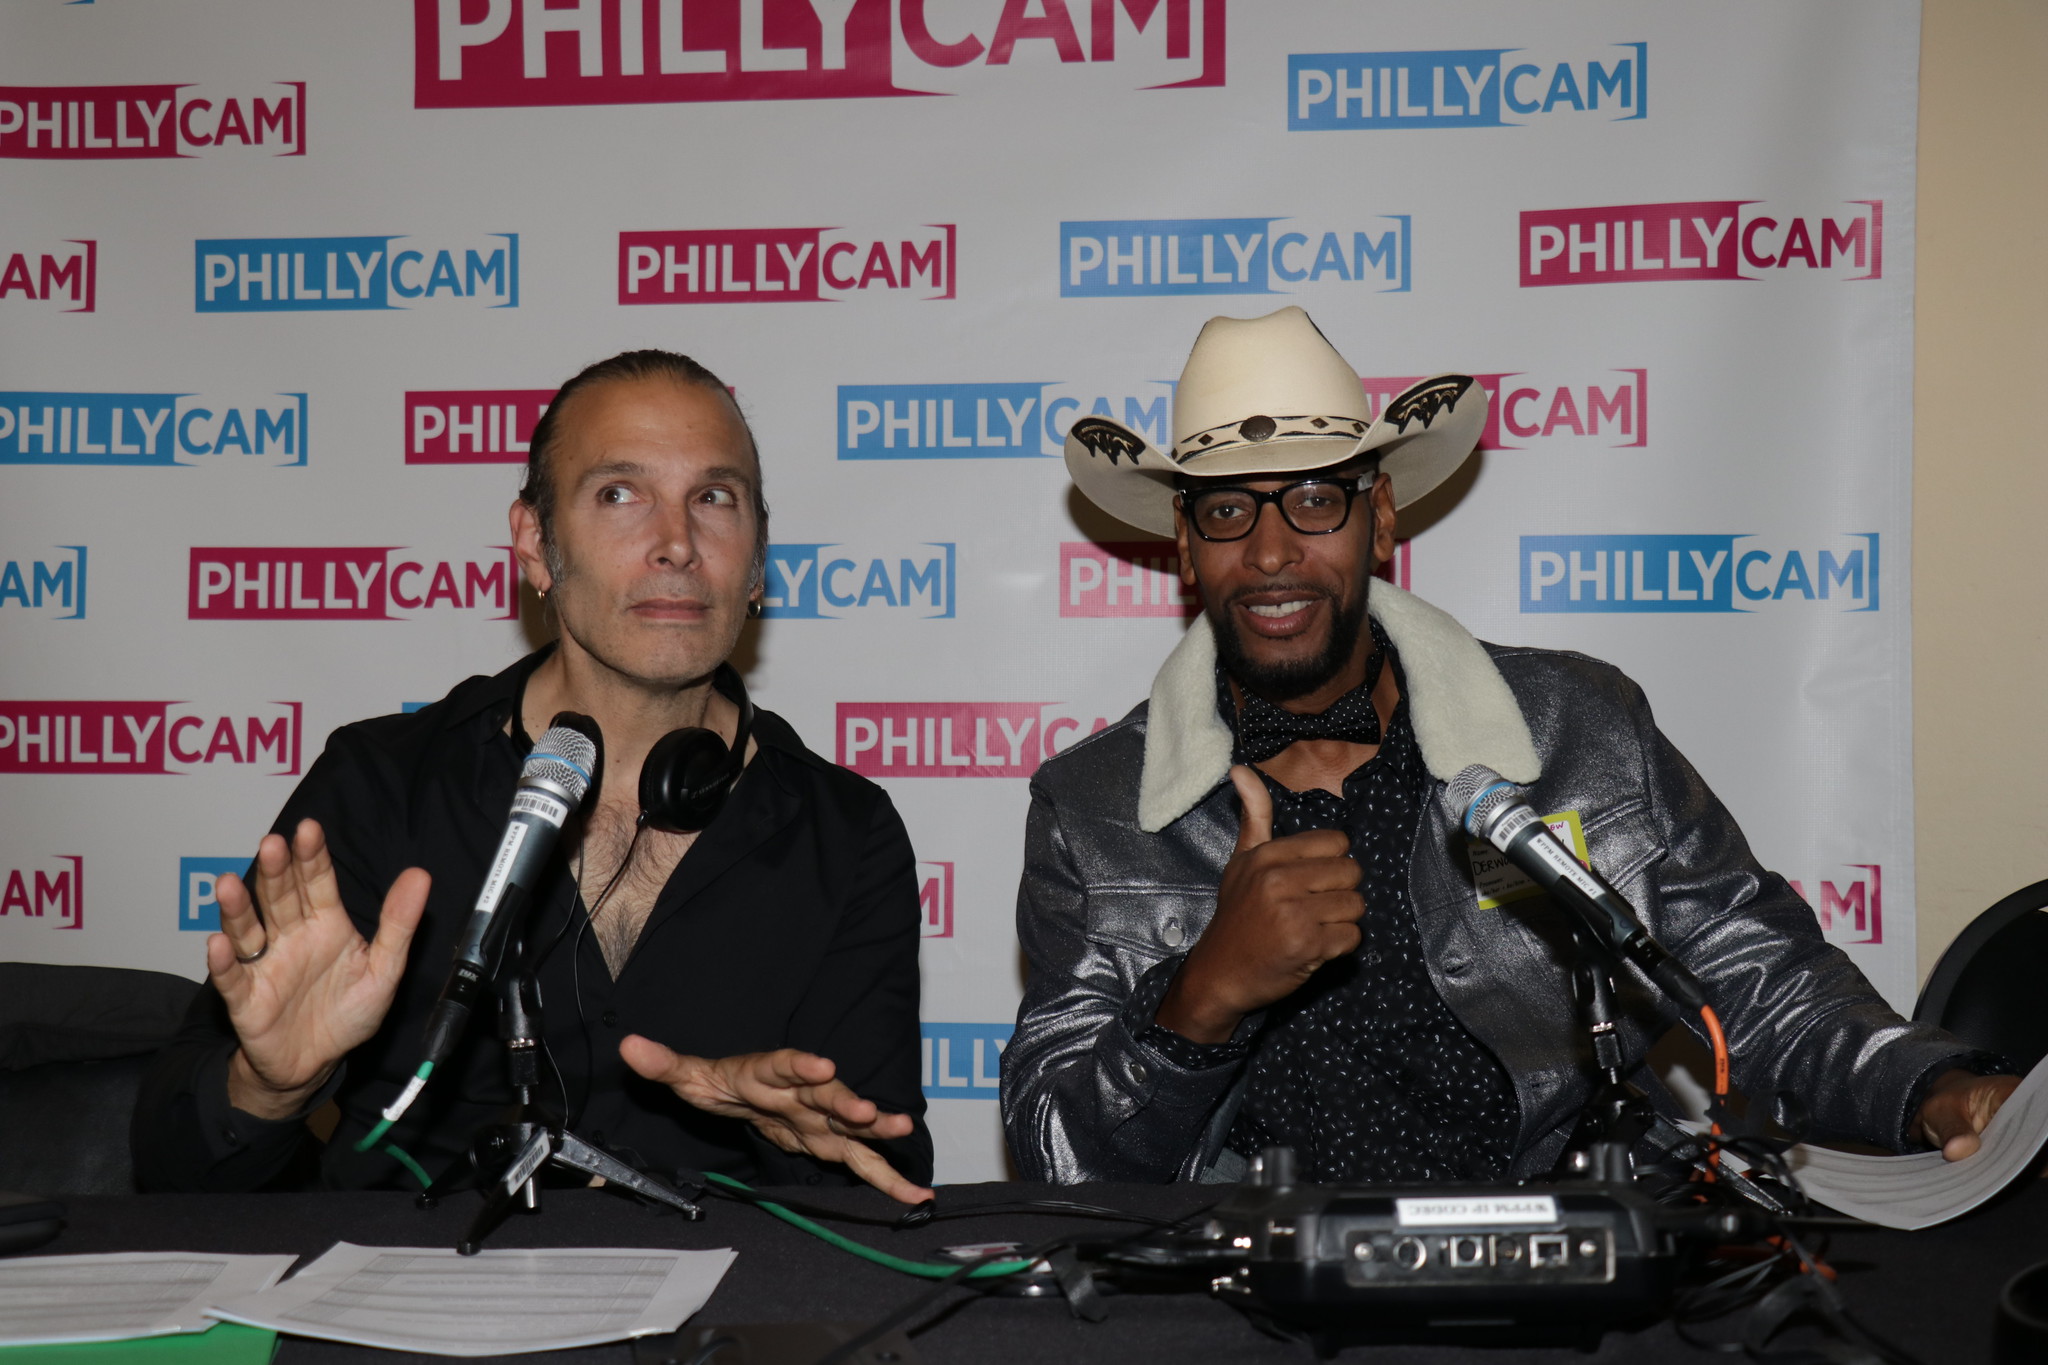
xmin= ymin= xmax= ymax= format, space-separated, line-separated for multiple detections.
xmin=235 ymin=941 xmax=269 ymax=964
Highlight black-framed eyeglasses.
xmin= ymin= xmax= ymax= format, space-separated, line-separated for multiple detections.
xmin=1179 ymin=476 xmax=1368 ymax=542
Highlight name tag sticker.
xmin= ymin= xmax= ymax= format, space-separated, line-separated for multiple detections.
xmin=1396 ymin=1194 xmax=1559 ymax=1227
xmin=1469 ymin=810 xmax=1589 ymax=910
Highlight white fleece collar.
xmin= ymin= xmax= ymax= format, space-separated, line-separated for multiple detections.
xmin=1136 ymin=581 xmax=1542 ymax=832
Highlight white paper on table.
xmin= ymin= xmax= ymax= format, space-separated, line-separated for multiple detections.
xmin=0 ymin=1251 xmax=296 ymax=1346
xmin=207 ymin=1242 xmax=736 ymax=1358
xmin=1785 ymin=1058 xmax=2048 ymax=1230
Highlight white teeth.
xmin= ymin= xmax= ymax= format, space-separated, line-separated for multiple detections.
xmin=1247 ymin=601 xmax=1312 ymax=618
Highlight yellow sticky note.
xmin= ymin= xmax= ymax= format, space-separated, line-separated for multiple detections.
xmin=1469 ymin=810 xmax=1590 ymax=910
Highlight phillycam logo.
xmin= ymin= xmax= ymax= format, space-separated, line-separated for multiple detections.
xmin=621 ymin=226 xmax=954 ymax=303
xmin=837 ymin=381 xmax=1175 ymax=460
xmin=760 ymin=543 xmax=954 ymax=619
xmin=406 ymin=389 xmax=555 ymax=463
xmin=0 ymin=392 xmax=307 ymax=467
xmin=189 ymin=547 xmax=521 ymax=621
xmin=0 ymin=856 xmax=83 ymax=931
xmin=1520 ymin=534 xmax=1880 ymax=613
xmin=178 ymin=857 xmax=249 ymax=932
xmin=417 ymin=0 xmax=1223 ymax=107
xmin=1364 ymin=371 xmax=1647 ymax=451
xmin=0 ymin=239 xmax=94 ymax=312
xmin=1063 ymin=217 xmax=1409 ymax=297
xmin=1521 ymin=200 xmax=1882 ymax=286
xmin=196 ymin=234 xmax=519 ymax=312
xmin=918 ymin=861 xmax=953 ymax=938
xmin=0 ymin=82 xmax=304 ymax=158
xmin=1061 ymin=542 xmax=1195 ymax=618
xmin=1291 ymin=42 xmax=1645 ymax=130
xmin=838 ymin=702 xmax=1120 ymax=778
xmin=0 ymin=703 xmax=303 ymax=775
xmin=1788 ymin=865 xmax=1883 ymax=948
xmin=0 ymin=547 xmax=87 ymax=620
xmin=921 ymin=1022 xmax=1010 ymax=1099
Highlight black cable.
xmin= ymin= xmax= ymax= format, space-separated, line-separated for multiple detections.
xmin=810 ymin=1234 xmax=1078 ymax=1365
xmin=527 ymin=819 xmax=644 ymax=1130
xmin=803 ymin=1198 xmax=1221 ymax=1365
xmin=697 ymin=1181 xmax=1187 ymax=1231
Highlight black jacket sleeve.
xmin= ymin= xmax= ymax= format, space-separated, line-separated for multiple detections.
xmin=756 ymin=786 xmax=933 ymax=1186
xmin=132 ymin=729 xmax=397 ymax=1192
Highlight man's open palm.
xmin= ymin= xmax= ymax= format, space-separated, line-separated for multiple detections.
xmin=620 ymin=1036 xmax=932 ymax=1204
xmin=208 ymin=819 xmax=429 ymax=1117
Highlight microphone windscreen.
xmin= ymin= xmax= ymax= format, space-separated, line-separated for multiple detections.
xmin=1441 ymin=763 xmax=1519 ymax=835
xmin=526 ymin=722 xmax=598 ymax=805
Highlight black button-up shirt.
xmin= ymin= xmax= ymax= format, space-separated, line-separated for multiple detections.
xmin=1144 ymin=644 xmax=1520 ymax=1182
xmin=136 ymin=648 xmax=931 ymax=1192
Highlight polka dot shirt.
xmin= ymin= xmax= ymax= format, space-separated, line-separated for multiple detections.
xmin=1154 ymin=640 xmax=1524 ymax=1183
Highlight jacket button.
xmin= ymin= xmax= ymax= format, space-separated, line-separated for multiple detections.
xmin=1128 ymin=1061 xmax=1149 ymax=1086
xmin=1160 ymin=918 xmax=1185 ymax=948
xmin=602 ymin=1010 xmax=619 ymax=1028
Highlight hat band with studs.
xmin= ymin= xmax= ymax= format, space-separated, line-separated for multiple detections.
xmin=1171 ymin=412 xmax=1370 ymax=464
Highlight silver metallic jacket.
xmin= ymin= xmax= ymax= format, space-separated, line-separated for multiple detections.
xmin=1002 ymin=583 xmax=1968 ymax=1183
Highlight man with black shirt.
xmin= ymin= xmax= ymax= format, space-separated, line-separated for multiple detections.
xmin=1002 ymin=307 xmax=2014 ymax=1184
xmin=137 ymin=350 xmax=932 ymax=1200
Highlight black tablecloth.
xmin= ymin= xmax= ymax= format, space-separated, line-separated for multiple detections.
xmin=45 ymin=1179 xmax=2048 ymax=1363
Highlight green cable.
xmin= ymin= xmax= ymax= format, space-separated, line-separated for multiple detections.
xmin=352 ymin=1059 xmax=435 ymax=1152
xmin=702 ymin=1173 xmax=1036 ymax=1280
xmin=381 ymin=1142 xmax=433 ymax=1190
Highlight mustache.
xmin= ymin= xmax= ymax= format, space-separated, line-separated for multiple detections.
xmin=1223 ymin=581 xmax=1332 ymax=607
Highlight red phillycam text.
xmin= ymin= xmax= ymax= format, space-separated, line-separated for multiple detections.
xmin=620 ymin=227 xmax=955 ymax=303
xmin=0 ymin=84 xmax=306 ymax=159
xmin=918 ymin=860 xmax=953 ymax=938
xmin=838 ymin=702 xmax=1124 ymax=779
xmin=189 ymin=547 xmax=522 ymax=620
xmin=1362 ymin=373 xmax=1647 ymax=451
xmin=407 ymin=390 xmax=556 ymax=463
xmin=0 ymin=703 xmax=302 ymax=776
xmin=0 ymin=856 xmax=83 ymax=929
xmin=1520 ymin=201 xmax=1882 ymax=286
xmin=0 ymin=241 xmax=95 ymax=311
xmin=1789 ymin=865 xmax=1883 ymax=947
xmin=415 ymin=0 xmax=1224 ymax=107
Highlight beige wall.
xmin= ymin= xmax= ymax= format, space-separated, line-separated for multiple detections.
xmin=1913 ymin=0 xmax=2048 ymax=981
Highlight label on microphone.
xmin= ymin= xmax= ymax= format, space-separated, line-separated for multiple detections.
xmin=476 ymin=820 xmax=528 ymax=915
xmin=511 ymin=788 xmax=570 ymax=826
xmin=1520 ymin=826 xmax=1611 ymax=903
xmin=1468 ymin=809 xmax=1587 ymax=910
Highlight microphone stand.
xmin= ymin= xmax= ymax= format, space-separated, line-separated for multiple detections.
xmin=418 ymin=924 xmax=706 ymax=1255
xmin=1551 ymin=925 xmax=1659 ymax=1183
xmin=1546 ymin=926 xmax=1794 ymax=1214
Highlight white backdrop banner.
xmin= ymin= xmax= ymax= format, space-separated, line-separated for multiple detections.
xmin=0 ymin=0 xmax=1920 ymax=1184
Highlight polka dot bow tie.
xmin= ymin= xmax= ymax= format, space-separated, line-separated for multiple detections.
xmin=1224 ymin=646 xmax=1387 ymax=766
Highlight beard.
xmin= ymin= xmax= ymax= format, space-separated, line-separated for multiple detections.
xmin=1208 ymin=576 xmax=1372 ymax=706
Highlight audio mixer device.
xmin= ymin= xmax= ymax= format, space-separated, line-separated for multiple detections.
xmin=1101 ymin=1147 xmax=1760 ymax=1348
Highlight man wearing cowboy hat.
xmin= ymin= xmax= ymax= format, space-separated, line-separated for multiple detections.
xmin=1001 ymin=306 xmax=2015 ymax=1185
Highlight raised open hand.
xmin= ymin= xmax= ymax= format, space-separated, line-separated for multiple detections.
xmin=208 ymin=819 xmax=430 ymax=1120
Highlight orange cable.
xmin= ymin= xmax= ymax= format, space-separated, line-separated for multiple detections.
xmin=1699 ymin=1004 xmax=1730 ymax=1176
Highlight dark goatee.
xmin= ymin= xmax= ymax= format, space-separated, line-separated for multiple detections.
xmin=1209 ymin=581 xmax=1371 ymax=705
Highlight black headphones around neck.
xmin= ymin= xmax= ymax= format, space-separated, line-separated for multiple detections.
xmin=637 ymin=664 xmax=754 ymax=833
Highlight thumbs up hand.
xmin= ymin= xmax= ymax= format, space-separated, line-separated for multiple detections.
xmin=1153 ymin=766 xmax=1364 ymax=1045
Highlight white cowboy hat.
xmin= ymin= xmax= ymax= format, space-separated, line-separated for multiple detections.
xmin=1063 ymin=305 xmax=1487 ymax=538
